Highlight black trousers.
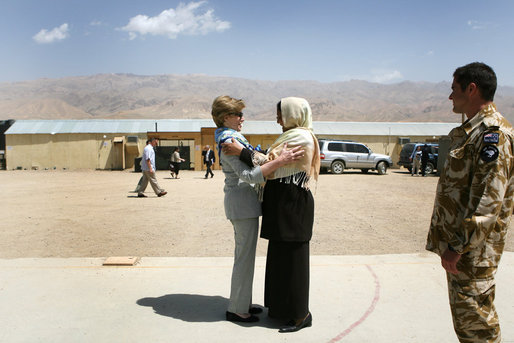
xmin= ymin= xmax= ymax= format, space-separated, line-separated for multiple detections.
xmin=205 ymin=162 xmax=213 ymax=177
xmin=172 ymin=162 xmax=181 ymax=175
xmin=421 ymin=159 xmax=428 ymax=176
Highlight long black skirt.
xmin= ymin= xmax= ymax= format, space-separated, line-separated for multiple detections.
xmin=265 ymin=240 xmax=309 ymax=319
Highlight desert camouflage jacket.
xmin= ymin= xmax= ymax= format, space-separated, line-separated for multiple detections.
xmin=426 ymin=103 xmax=514 ymax=261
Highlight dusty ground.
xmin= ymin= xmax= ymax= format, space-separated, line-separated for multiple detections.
xmin=1 ymin=169 xmax=512 ymax=258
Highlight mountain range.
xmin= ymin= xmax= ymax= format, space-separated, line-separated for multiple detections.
xmin=1 ymin=73 xmax=513 ymax=123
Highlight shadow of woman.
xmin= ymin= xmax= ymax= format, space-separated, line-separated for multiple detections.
xmin=137 ymin=294 xmax=229 ymax=322
xmin=136 ymin=294 xmax=281 ymax=328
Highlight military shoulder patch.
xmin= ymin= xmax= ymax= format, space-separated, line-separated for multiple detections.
xmin=483 ymin=132 xmax=499 ymax=144
xmin=480 ymin=145 xmax=499 ymax=162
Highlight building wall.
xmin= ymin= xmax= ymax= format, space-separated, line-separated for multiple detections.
xmin=153 ymin=131 xmax=279 ymax=172
xmin=5 ymin=132 xmax=147 ymax=170
xmin=149 ymin=131 xmax=204 ymax=171
xmin=5 ymin=129 xmax=443 ymax=171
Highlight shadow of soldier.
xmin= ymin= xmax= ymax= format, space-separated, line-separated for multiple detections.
xmin=137 ymin=294 xmax=228 ymax=322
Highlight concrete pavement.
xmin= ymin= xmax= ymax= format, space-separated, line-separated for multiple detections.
xmin=1 ymin=253 xmax=513 ymax=343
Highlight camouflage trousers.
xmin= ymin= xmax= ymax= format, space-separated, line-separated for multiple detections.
xmin=446 ymin=264 xmax=501 ymax=343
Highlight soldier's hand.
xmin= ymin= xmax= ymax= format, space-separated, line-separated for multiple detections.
xmin=441 ymin=248 xmax=461 ymax=274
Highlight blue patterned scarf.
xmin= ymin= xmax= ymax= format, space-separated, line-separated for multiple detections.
xmin=214 ymin=127 xmax=254 ymax=160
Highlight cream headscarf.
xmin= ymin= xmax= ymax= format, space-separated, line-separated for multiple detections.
xmin=265 ymin=97 xmax=320 ymax=189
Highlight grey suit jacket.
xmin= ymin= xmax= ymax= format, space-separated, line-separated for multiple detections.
xmin=220 ymin=152 xmax=264 ymax=220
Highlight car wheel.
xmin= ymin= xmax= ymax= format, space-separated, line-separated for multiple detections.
xmin=331 ymin=161 xmax=345 ymax=174
xmin=425 ymin=162 xmax=434 ymax=175
xmin=407 ymin=167 xmax=412 ymax=173
xmin=361 ymin=169 xmax=369 ymax=173
xmin=377 ymin=161 xmax=387 ymax=175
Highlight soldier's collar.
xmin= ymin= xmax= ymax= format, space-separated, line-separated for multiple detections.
xmin=461 ymin=103 xmax=498 ymax=135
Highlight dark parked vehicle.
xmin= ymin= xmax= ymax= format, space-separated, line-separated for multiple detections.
xmin=398 ymin=143 xmax=439 ymax=174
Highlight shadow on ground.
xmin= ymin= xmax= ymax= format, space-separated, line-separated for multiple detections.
xmin=137 ymin=294 xmax=228 ymax=322
xmin=136 ymin=294 xmax=283 ymax=329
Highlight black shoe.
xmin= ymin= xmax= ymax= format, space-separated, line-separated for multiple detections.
xmin=279 ymin=312 xmax=312 ymax=333
xmin=137 ymin=193 xmax=147 ymax=198
xmin=226 ymin=311 xmax=259 ymax=323
xmin=249 ymin=306 xmax=263 ymax=314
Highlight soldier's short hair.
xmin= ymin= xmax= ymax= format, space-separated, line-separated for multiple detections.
xmin=453 ymin=62 xmax=497 ymax=101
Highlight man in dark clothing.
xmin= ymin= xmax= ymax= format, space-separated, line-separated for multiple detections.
xmin=421 ymin=144 xmax=430 ymax=176
xmin=202 ymin=145 xmax=215 ymax=178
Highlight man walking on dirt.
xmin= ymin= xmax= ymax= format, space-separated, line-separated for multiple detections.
xmin=137 ymin=138 xmax=167 ymax=198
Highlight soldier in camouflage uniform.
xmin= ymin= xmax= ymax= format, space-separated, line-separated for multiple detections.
xmin=426 ymin=62 xmax=514 ymax=343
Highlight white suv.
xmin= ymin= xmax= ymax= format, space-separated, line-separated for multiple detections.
xmin=319 ymin=139 xmax=393 ymax=175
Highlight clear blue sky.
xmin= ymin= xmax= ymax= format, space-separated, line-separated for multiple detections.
xmin=2 ymin=0 xmax=514 ymax=85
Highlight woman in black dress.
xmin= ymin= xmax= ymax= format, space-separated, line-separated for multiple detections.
xmin=261 ymin=97 xmax=319 ymax=333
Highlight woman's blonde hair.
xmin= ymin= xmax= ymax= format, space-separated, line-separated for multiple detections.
xmin=211 ymin=95 xmax=245 ymax=128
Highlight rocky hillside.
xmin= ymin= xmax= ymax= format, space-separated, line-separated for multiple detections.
xmin=1 ymin=73 xmax=513 ymax=123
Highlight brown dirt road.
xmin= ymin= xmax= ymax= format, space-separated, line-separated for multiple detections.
xmin=1 ymin=169 xmax=512 ymax=258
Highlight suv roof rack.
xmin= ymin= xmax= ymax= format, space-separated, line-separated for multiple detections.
xmin=318 ymin=139 xmax=354 ymax=142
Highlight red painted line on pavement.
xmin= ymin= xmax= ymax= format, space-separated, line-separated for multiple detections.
xmin=328 ymin=264 xmax=381 ymax=342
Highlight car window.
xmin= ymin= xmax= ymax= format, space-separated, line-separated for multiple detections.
xmin=401 ymin=144 xmax=415 ymax=156
xmin=355 ymin=144 xmax=369 ymax=154
xmin=327 ymin=142 xmax=344 ymax=152
xmin=346 ymin=143 xmax=368 ymax=153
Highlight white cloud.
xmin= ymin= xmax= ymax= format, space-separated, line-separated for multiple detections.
xmin=467 ymin=20 xmax=486 ymax=30
xmin=120 ymin=1 xmax=230 ymax=40
xmin=33 ymin=23 xmax=70 ymax=44
xmin=337 ymin=70 xmax=404 ymax=84
xmin=370 ymin=70 xmax=404 ymax=83
xmin=90 ymin=20 xmax=103 ymax=26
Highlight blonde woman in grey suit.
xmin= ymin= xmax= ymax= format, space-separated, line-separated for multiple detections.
xmin=211 ymin=95 xmax=303 ymax=323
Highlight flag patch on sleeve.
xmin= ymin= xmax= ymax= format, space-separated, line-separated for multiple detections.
xmin=483 ymin=133 xmax=499 ymax=143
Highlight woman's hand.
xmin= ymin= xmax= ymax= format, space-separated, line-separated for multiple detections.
xmin=259 ymin=142 xmax=304 ymax=177
xmin=277 ymin=143 xmax=304 ymax=165
xmin=222 ymin=139 xmax=244 ymax=156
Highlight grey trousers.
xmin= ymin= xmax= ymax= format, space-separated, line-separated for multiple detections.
xmin=138 ymin=171 xmax=164 ymax=195
xmin=228 ymin=217 xmax=259 ymax=314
